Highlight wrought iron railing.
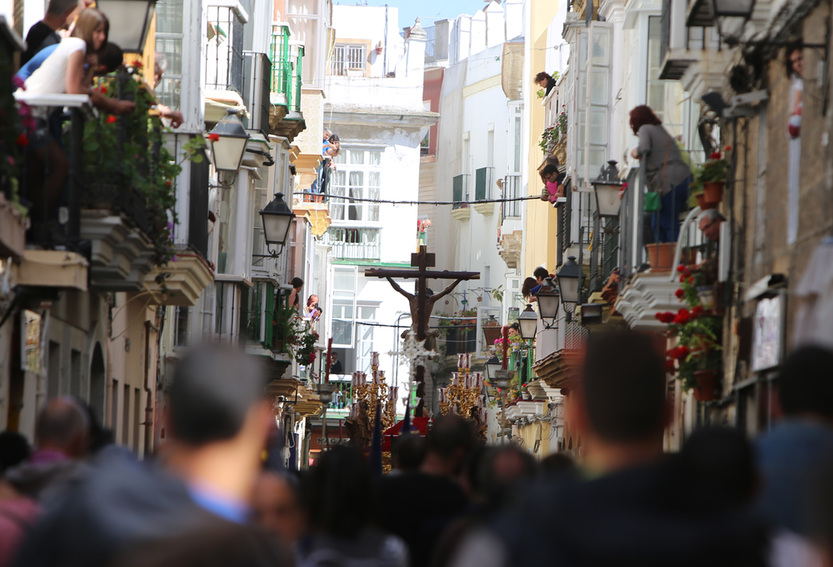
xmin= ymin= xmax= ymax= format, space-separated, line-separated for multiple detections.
xmin=269 ymin=24 xmax=304 ymax=112
xmin=323 ymin=227 xmax=381 ymax=261
xmin=205 ymin=5 xmax=245 ymax=93
xmin=503 ymin=175 xmax=522 ymax=218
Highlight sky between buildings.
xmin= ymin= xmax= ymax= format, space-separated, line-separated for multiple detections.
xmin=334 ymin=0 xmax=487 ymax=32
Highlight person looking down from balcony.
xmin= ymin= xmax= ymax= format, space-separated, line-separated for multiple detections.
xmin=19 ymin=8 xmax=109 ymax=239
xmin=20 ymin=0 xmax=78 ymax=65
xmin=534 ymin=72 xmax=556 ymax=96
xmin=698 ymin=209 xmax=724 ymax=243
xmin=288 ymin=278 xmax=304 ymax=311
xmin=629 ymin=105 xmax=692 ymax=245
xmin=521 ymin=277 xmax=538 ymax=302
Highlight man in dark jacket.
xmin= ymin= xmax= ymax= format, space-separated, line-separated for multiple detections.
xmin=12 ymin=343 xmax=281 ymax=567
xmin=451 ymin=330 xmax=768 ymax=567
xmin=21 ymin=0 xmax=78 ymax=64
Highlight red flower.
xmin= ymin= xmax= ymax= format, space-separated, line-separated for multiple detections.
xmin=675 ymin=288 xmax=685 ymax=299
xmin=208 ymin=133 xmax=220 ymax=142
xmin=99 ymin=86 xmax=108 ymax=94
xmin=673 ymin=346 xmax=691 ymax=360
xmin=15 ymin=133 xmax=28 ymax=147
xmin=725 ymin=145 xmax=732 ymax=151
xmin=673 ymin=309 xmax=691 ymax=325
xmin=657 ymin=311 xmax=675 ymax=324
xmin=688 ymin=276 xmax=695 ymax=284
xmin=676 ymin=265 xmax=686 ymax=273
xmin=106 ymin=115 xmax=117 ymax=124
xmin=664 ymin=359 xmax=677 ymax=373
xmin=709 ymin=151 xmax=722 ymax=160
xmin=679 ymin=274 xmax=686 ymax=283
xmin=166 ymin=180 xmax=172 ymax=187
xmin=692 ymin=305 xmax=704 ymax=317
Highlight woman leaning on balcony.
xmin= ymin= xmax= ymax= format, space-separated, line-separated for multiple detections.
xmin=19 ymin=8 xmax=109 ymax=239
xmin=629 ymin=105 xmax=692 ymax=244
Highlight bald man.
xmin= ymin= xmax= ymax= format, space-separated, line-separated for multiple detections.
xmin=6 ymin=397 xmax=89 ymax=500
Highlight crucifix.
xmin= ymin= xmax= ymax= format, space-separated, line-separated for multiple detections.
xmin=366 ymin=245 xmax=479 ymax=417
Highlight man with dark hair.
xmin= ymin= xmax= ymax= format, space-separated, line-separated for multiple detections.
xmin=757 ymin=345 xmax=833 ymax=538
xmin=452 ymin=330 xmax=767 ymax=567
xmin=21 ymin=0 xmax=79 ymax=64
xmin=377 ymin=415 xmax=472 ymax=567
xmin=6 ymin=397 xmax=89 ymax=499
xmin=12 ymin=343 xmax=279 ymax=567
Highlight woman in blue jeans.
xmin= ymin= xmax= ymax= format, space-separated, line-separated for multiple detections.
xmin=629 ymin=105 xmax=692 ymax=243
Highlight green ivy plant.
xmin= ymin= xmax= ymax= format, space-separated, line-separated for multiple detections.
xmin=80 ymin=73 xmax=206 ymax=265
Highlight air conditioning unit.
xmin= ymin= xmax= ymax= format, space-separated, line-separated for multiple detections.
xmin=243 ymin=51 xmax=272 ymax=134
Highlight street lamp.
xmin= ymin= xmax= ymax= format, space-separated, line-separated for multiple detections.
xmin=484 ymin=355 xmax=502 ymax=383
xmin=518 ymin=304 xmax=538 ymax=341
xmin=536 ymin=278 xmax=560 ymax=329
xmin=591 ymin=160 xmax=623 ymax=218
xmin=260 ymin=193 xmax=295 ymax=256
xmin=96 ymin=0 xmax=157 ymax=54
xmin=207 ymin=109 xmax=250 ymax=174
xmin=556 ymin=256 xmax=582 ymax=312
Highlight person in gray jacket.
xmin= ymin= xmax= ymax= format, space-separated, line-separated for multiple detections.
xmin=629 ymin=105 xmax=692 ymax=244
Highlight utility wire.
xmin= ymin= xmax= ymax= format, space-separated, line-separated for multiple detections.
xmin=293 ymin=192 xmax=542 ymax=206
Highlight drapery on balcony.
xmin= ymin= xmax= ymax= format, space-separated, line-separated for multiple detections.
xmin=206 ymin=5 xmax=245 ymax=94
xmin=269 ymin=24 xmax=304 ymax=113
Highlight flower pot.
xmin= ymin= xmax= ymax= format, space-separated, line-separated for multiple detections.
xmin=483 ymin=326 xmax=502 ymax=345
xmin=646 ymin=242 xmax=676 ymax=271
xmin=702 ymin=181 xmax=724 ymax=205
xmin=695 ymin=192 xmax=717 ymax=210
xmin=692 ymin=369 xmax=719 ymax=402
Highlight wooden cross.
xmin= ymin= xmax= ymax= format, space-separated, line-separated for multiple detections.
xmin=366 ymin=245 xmax=479 ymax=417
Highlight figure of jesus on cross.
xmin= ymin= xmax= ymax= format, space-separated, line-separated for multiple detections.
xmin=366 ymin=245 xmax=479 ymax=417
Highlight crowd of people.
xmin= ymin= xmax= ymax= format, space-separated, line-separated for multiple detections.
xmin=0 ymin=332 xmax=831 ymax=566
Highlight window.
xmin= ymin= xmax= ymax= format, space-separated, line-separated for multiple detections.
xmin=356 ymin=304 xmax=378 ymax=373
xmin=646 ymin=16 xmax=684 ymax=136
xmin=331 ymin=44 xmax=367 ymax=75
xmin=174 ymin=306 xmax=189 ymax=347
xmin=331 ymin=267 xmax=358 ymax=347
xmin=155 ymin=0 xmax=183 ymax=110
xmin=330 ymin=149 xmax=381 ymax=222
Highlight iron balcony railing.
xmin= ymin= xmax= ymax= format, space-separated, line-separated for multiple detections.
xmin=205 ymin=5 xmax=245 ymax=93
xmin=323 ymin=227 xmax=381 ymax=261
xmin=269 ymin=24 xmax=304 ymax=113
xmin=502 ymin=175 xmax=522 ymax=219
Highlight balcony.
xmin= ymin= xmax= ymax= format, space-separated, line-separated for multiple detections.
xmin=322 ymin=227 xmax=381 ymax=261
xmin=243 ymin=51 xmax=272 ymax=135
xmin=659 ymin=0 xmax=728 ymax=95
xmin=268 ymin=24 xmax=305 ymax=140
xmin=451 ymin=174 xmax=471 ymax=221
xmin=205 ymin=5 xmax=245 ymax=95
xmin=473 ymin=167 xmax=495 ymax=216
xmin=17 ymin=77 xmax=179 ymax=292
xmin=143 ymin=249 xmax=214 ymax=306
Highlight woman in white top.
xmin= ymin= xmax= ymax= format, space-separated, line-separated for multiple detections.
xmin=22 ymin=8 xmax=108 ymax=241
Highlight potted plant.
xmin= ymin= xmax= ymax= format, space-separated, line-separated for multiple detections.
xmin=655 ymin=264 xmax=723 ymax=401
xmin=483 ymin=315 xmax=501 ymax=345
xmin=690 ymin=145 xmax=732 ymax=207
